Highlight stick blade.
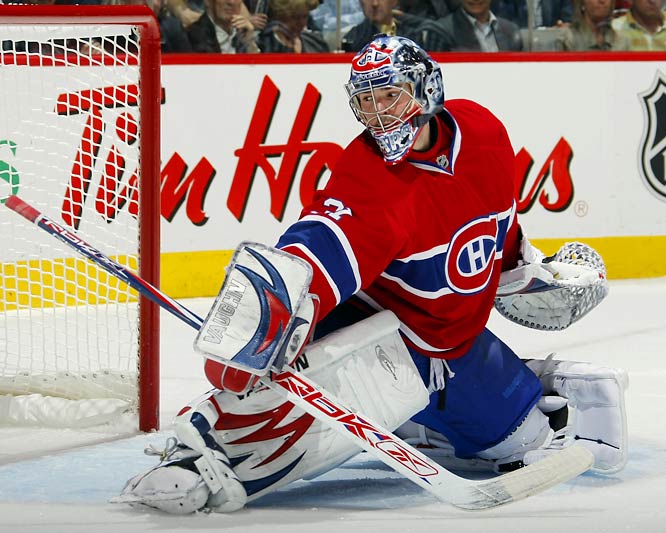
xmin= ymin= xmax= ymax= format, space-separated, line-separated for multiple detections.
xmin=450 ymin=445 xmax=594 ymax=510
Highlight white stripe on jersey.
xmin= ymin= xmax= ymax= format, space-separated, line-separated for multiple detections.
xmin=281 ymin=242 xmax=342 ymax=305
xmin=394 ymin=242 xmax=450 ymax=262
xmin=380 ymin=271 xmax=454 ymax=299
xmin=299 ymin=214 xmax=362 ymax=293
xmin=407 ymin=107 xmax=462 ymax=176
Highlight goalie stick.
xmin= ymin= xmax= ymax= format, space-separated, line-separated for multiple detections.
xmin=3 ymin=194 xmax=594 ymax=510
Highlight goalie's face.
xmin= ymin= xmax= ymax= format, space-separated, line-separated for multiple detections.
xmin=345 ymin=35 xmax=444 ymax=164
xmin=351 ymin=83 xmax=421 ymax=133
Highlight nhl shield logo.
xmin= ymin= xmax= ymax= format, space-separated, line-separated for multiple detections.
xmin=639 ymin=73 xmax=666 ymax=200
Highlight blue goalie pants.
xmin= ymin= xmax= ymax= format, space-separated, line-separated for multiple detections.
xmin=314 ymin=301 xmax=543 ymax=459
xmin=408 ymin=329 xmax=543 ymax=458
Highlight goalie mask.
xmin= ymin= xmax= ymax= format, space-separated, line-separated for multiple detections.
xmin=345 ymin=35 xmax=445 ymax=165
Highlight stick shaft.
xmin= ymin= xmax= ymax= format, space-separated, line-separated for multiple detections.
xmin=5 ymin=195 xmax=202 ymax=330
xmin=3 ymin=194 xmax=593 ymax=509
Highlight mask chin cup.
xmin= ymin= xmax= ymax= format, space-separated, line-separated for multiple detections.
xmin=370 ymin=122 xmax=419 ymax=164
xmin=371 ymin=113 xmax=435 ymax=165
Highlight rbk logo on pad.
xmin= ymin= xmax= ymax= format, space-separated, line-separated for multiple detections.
xmin=375 ymin=440 xmax=439 ymax=478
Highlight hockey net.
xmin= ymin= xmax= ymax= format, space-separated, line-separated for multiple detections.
xmin=0 ymin=5 xmax=161 ymax=431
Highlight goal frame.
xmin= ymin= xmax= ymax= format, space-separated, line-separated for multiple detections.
xmin=0 ymin=4 xmax=162 ymax=431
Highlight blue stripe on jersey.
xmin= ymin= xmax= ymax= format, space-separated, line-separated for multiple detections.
xmin=383 ymin=250 xmax=452 ymax=298
xmin=382 ymin=205 xmax=515 ymax=298
xmin=276 ymin=218 xmax=359 ymax=303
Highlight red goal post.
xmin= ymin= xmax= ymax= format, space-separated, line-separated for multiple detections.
xmin=0 ymin=5 xmax=161 ymax=431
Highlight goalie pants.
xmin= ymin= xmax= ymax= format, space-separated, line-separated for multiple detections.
xmin=316 ymin=301 xmax=543 ymax=459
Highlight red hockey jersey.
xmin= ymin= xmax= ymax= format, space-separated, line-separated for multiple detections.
xmin=277 ymin=99 xmax=521 ymax=359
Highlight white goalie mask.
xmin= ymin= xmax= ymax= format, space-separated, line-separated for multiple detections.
xmin=344 ymin=35 xmax=445 ymax=165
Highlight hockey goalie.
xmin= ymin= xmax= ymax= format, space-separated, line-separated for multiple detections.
xmin=113 ymin=36 xmax=628 ymax=514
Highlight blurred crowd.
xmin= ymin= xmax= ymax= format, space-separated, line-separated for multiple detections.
xmin=3 ymin=0 xmax=666 ymax=53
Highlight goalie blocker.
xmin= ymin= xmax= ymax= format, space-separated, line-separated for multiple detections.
xmin=194 ymin=242 xmax=312 ymax=376
xmin=195 ymin=243 xmax=317 ymax=394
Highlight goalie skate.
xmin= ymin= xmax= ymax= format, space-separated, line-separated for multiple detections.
xmin=111 ymin=438 xmax=247 ymax=514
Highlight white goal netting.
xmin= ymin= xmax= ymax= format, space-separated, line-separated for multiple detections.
xmin=0 ymin=9 xmax=160 ymax=430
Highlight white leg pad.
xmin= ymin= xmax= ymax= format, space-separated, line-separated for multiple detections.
xmin=395 ymin=355 xmax=629 ymax=476
xmin=526 ymin=358 xmax=629 ymax=474
xmin=194 ymin=452 xmax=247 ymax=513
xmin=196 ymin=311 xmax=428 ymax=503
xmin=476 ymin=406 xmax=553 ymax=462
xmin=396 ymin=406 xmax=555 ymax=474
xmin=116 ymin=311 xmax=427 ymax=513
xmin=395 ymin=420 xmax=497 ymax=472
xmin=111 ymin=435 xmax=247 ymax=514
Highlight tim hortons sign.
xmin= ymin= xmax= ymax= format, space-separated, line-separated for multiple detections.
xmin=0 ymin=76 xmax=575 ymax=233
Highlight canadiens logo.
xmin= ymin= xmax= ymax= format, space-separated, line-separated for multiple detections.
xmin=352 ymin=43 xmax=394 ymax=73
xmin=639 ymin=73 xmax=666 ymax=201
xmin=445 ymin=215 xmax=498 ymax=294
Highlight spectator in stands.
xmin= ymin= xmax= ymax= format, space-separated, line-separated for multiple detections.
xmin=341 ymin=0 xmax=449 ymax=52
xmin=241 ymin=0 xmax=270 ymax=30
xmin=115 ymin=0 xmax=193 ymax=52
xmin=436 ymin=0 xmax=524 ymax=51
xmin=167 ymin=0 xmax=206 ymax=29
xmin=556 ymin=0 xmax=630 ymax=49
xmin=614 ymin=0 xmax=631 ymax=16
xmin=398 ymin=0 xmax=461 ymax=19
xmin=612 ymin=0 xmax=666 ymax=50
xmin=491 ymin=0 xmax=573 ymax=28
xmin=150 ymin=0 xmax=195 ymax=52
xmin=167 ymin=0 xmax=266 ymax=33
xmin=258 ymin=0 xmax=330 ymax=52
xmin=184 ymin=0 xmax=261 ymax=52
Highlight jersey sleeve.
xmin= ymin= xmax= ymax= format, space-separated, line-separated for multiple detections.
xmin=276 ymin=149 xmax=411 ymax=320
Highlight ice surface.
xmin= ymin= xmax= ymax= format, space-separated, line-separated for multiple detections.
xmin=0 ymin=278 xmax=664 ymax=532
